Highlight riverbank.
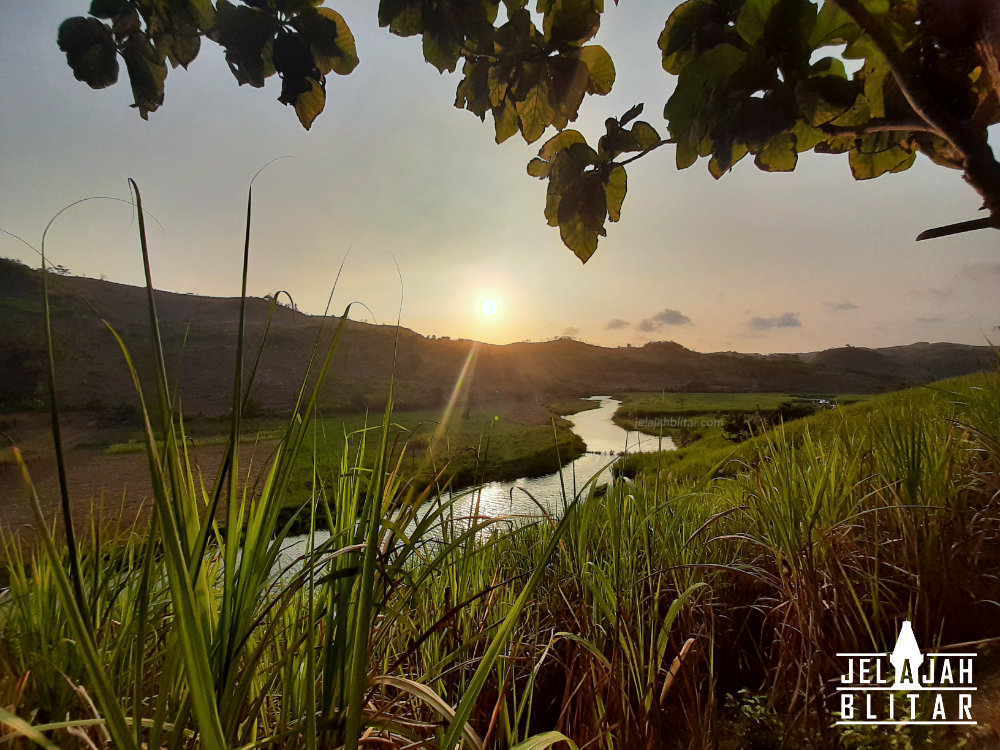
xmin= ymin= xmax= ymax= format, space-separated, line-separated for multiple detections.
xmin=0 ymin=404 xmax=586 ymax=544
xmin=3 ymin=371 xmax=998 ymax=748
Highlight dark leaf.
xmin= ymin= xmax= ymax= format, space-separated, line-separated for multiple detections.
xmin=89 ymin=0 xmax=127 ymax=20
xmin=619 ymin=102 xmax=643 ymax=126
xmin=291 ymin=8 xmax=359 ymax=76
xmin=212 ymin=0 xmax=281 ymax=87
xmin=58 ymin=17 xmax=119 ymax=89
xmin=120 ymin=30 xmax=167 ymax=118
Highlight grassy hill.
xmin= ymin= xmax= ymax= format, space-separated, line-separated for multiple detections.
xmin=1 ymin=258 xmax=995 ymax=421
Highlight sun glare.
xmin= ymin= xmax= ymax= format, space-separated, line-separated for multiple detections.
xmin=479 ymin=297 xmax=500 ymax=317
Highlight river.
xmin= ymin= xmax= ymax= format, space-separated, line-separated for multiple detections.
xmin=276 ymin=397 xmax=675 ymax=567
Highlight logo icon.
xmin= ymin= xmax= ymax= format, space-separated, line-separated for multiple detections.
xmin=836 ymin=620 xmax=976 ymax=726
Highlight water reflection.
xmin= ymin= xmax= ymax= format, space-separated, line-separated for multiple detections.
xmin=277 ymin=397 xmax=675 ymax=569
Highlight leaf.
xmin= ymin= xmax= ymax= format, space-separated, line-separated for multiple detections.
xmin=736 ymin=0 xmax=778 ymax=45
xmin=212 ymin=0 xmax=281 ymax=87
xmin=619 ymin=102 xmax=643 ymax=126
xmin=88 ymin=0 xmax=126 ymax=19
xmin=494 ymin=100 xmax=519 ymax=143
xmin=809 ymin=1 xmax=857 ymax=47
xmin=849 ymin=141 xmax=915 ymax=179
xmin=58 ymin=17 xmax=119 ymax=89
xmin=510 ymin=731 xmax=579 ymax=750
xmin=631 ymin=120 xmax=660 ymax=149
xmin=527 ymin=157 xmax=551 ymax=178
xmin=423 ymin=29 xmax=462 ymax=73
xmin=292 ymin=7 xmax=359 ymax=76
xmin=538 ymin=129 xmax=589 ymax=162
xmin=541 ymin=0 xmax=601 ymax=46
xmin=488 ymin=63 xmax=511 ymax=108
xmin=560 ymin=212 xmax=601 ymax=263
xmin=578 ymin=45 xmax=615 ymax=95
xmin=120 ymin=30 xmax=167 ymax=119
xmin=755 ymin=131 xmax=797 ymax=171
xmin=292 ymin=81 xmax=326 ymax=132
xmin=516 ymin=81 xmax=555 ymax=143
xmin=273 ymin=30 xmax=317 ymax=105
xmin=605 ymin=164 xmax=627 ymax=221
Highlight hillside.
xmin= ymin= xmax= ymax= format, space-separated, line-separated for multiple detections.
xmin=1 ymin=258 xmax=995 ymax=419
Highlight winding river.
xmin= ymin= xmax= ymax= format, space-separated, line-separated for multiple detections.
xmin=277 ymin=397 xmax=675 ymax=568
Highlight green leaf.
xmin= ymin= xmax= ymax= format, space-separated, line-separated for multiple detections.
xmin=605 ymin=164 xmax=627 ymax=221
xmin=860 ymin=0 xmax=889 ymax=15
xmin=516 ymin=81 xmax=555 ymax=143
xmin=541 ymin=0 xmax=602 ymax=46
xmin=295 ymin=78 xmax=326 ymax=129
xmin=658 ymin=0 xmax=717 ymax=75
xmin=849 ymin=140 xmax=916 ymax=179
xmin=488 ymin=63 xmax=510 ymax=108
xmin=631 ymin=121 xmax=660 ymax=150
xmin=736 ymin=0 xmax=778 ymax=45
xmin=578 ymin=45 xmax=615 ymax=95
xmin=292 ymin=7 xmax=359 ymax=76
xmin=185 ymin=0 xmax=216 ymax=30
xmin=58 ymin=17 xmax=119 ymax=89
xmin=538 ymin=129 xmax=588 ymax=162
xmin=809 ymin=1 xmax=857 ymax=47
xmin=755 ymin=131 xmax=797 ymax=171
xmin=527 ymin=156 xmax=551 ymax=178
xmin=560 ymin=212 xmax=600 ymax=262
xmin=494 ymin=100 xmax=519 ymax=143
xmin=423 ymin=29 xmax=462 ymax=73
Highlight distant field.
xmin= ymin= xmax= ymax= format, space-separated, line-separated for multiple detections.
xmin=104 ymin=406 xmax=584 ymax=501
xmin=613 ymin=391 xmax=873 ymax=417
xmin=547 ymin=397 xmax=602 ymax=416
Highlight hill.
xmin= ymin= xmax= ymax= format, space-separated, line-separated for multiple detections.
xmin=1 ymin=257 xmax=995 ymax=420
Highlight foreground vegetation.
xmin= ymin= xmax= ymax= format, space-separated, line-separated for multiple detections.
xmin=5 ymin=360 xmax=999 ymax=747
xmin=102 ymin=408 xmax=585 ymax=508
xmin=2 ymin=188 xmax=998 ymax=748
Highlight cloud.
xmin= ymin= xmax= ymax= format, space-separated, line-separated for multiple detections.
xmin=636 ymin=308 xmax=693 ymax=331
xmin=748 ymin=312 xmax=801 ymax=330
xmin=825 ymin=300 xmax=858 ymax=311
xmin=561 ymin=326 xmax=580 ymax=336
xmin=604 ymin=317 xmax=630 ymax=330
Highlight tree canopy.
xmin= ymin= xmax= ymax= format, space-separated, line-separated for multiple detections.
xmin=58 ymin=0 xmax=1000 ymax=261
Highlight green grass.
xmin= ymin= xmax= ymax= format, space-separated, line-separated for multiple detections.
xmin=547 ymin=398 xmax=602 ymax=417
xmin=2 ymin=185 xmax=997 ymax=749
xmin=613 ymin=391 xmax=873 ymax=418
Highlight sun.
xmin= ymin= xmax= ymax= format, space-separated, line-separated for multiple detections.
xmin=479 ymin=297 xmax=500 ymax=317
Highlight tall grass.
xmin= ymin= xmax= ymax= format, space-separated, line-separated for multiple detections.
xmin=2 ymin=182 xmax=999 ymax=748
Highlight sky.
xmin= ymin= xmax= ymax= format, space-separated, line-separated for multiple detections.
xmin=1 ymin=1 xmax=999 ymax=354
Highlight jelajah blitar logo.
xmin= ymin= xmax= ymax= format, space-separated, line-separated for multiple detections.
xmin=836 ymin=620 xmax=976 ymax=726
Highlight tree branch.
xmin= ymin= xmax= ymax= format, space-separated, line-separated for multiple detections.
xmin=831 ymin=0 xmax=1000 ymax=219
xmin=617 ymin=139 xmax=674 ymax=167
xmin=818 ymin=118 xmax=940 ymax=138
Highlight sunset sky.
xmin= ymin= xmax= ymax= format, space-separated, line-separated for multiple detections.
xmin=2 ymin=1 xmax=999 ymax=354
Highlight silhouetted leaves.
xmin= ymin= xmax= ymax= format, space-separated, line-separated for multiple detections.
xmin=212 ymin=0 xmax=280 ymax=87
xmin=57 ymin=0 xmax=1000 ymax=259
xmin=528 ymin=109 xmax=659 ymax=262
xmin=58 ymin=17 xmax=119 ymax=89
